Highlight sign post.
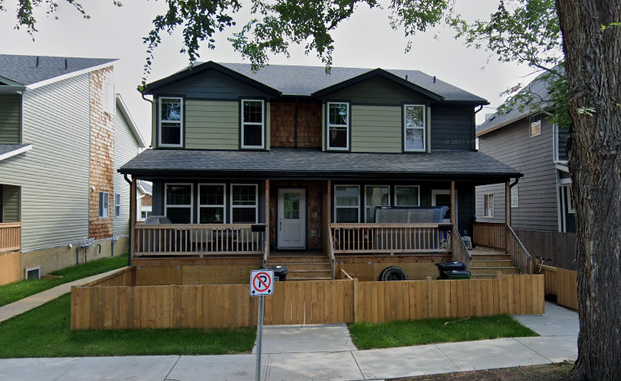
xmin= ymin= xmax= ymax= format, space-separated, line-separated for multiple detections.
xmin=250 ymin=269 xmax=274 ymax=381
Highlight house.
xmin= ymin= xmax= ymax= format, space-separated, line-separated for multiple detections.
xmin=119 ymin=61 xmax=525 ymax=282
xmin=475 ymin=72 xmax=574 ymax=233
xmin=137 ymin=180 xmax=153 ymax=221
xmin=0 ymin=54 xmax=146 ymax=285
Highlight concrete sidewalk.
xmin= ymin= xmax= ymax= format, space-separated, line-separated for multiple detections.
xmin=0 ymin=301 xmax=578 ymax=381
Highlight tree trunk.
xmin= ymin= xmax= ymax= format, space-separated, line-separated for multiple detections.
xmin=555 ymin=1 xmax=621 ymax=380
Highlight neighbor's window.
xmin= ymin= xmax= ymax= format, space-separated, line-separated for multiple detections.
xmin=165 ymin=184 xmax=193 ymax=223
xmin=404 ymin=104 xmax=426 ymax=152
xmin=115 ymin=193 xmax=121 ymax=217
xmin=99 ymin=192 xmax=109 ymax=218
xmin=334 ymin=185 xmax=360 ymax=223
xmin=567 ymin=186 xmax=575 ymax=214
xmin=365 ymin=185 xmax=390 ymax=223
xmin=103 ymin=82 xmax=116 ymax=115
xmin=159 ymin=97 xmax=183 ymax=147
xmin=327 ymin=102 xmax=349 ymax=150
xmin=530 ymin=115 xmax=541 ymax=137
xmin=231 ymin=184 xmax=258 ymax=223
xmin=484 ymin=194 xmax=494 ymax=217
xmin=199 ymin=184 xmax=225 ymax=223
xmin=241 ymin=100 xmax=265 ymax=149
xmin=395 ymin=186 xmax=420 ymax=206
xmin=511 ymin=186 xmax=519 ymax=208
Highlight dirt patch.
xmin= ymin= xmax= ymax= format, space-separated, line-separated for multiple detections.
xmin=391 ymin=362 xmax=574 ymax=381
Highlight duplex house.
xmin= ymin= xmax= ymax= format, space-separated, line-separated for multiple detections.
xmin=0 ymin=55 xmax=146 ymax=285
xmin=119 ymin=62 xmax=522 ymax=282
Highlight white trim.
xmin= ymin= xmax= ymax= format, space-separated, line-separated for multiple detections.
xmin=403 ymin=104 xmax=427 ymax=152
xmin=198 ymin=183 xmax=226 ymax=224
xmin=241 ymin=99 xmax=265 ymax=149
xmin=559 ymin=177 xmax=572 ymax=185
xmin=364 ymin=185 xmax=391 ymax=223
xmin=230 ymin=184 xmax=258 ymax=224
xmin=556 ymin=164 xmax=570 ymax=174
xmin=334 ymin=184 xmax=360 ymax=223
xmin=114 ymin=193 xmax=121 ymax=218
xmin=483 ymin=193 xmax=494 ymax=218
xmin=158 ymin=97 xmax=184 ymax=148
xmin=116 ymin=94 xmax=146 ymax=148
xmin=25 ymin=266 xmax=41 ymax=280
xmin=27 ymin=61 xmax=116 ymax=90
xmin=326 ymin=102 xmax=350 ymax=151
xmin=394 ymin=185 xmax=421 ymax=206
xmin=164 ymin=183 xmax=194 ymax=223
xmin=510 ymin=186 xmax=519 ymax=208
xmin=0 ymin=144 xmax=32 ymax=162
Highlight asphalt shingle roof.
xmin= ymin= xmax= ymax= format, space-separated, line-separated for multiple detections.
xmin=0 ymin=54 xmax=116 ymax=86
xmin=119 ymin=147 xmax=520 ymax=180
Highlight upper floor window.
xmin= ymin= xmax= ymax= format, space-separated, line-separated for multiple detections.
xmin=241 ymin=100 xmax=265 ymax=149
xmin=404 ymin=104 xmax=426 ymax=152
xmin=553 ymin=124 xmax=569 ymax=163
xmin=327 ymin=102 xmax=349 ymax=150
xmin=511 ymin=186 xmax=519 ymax=208
xmin=530 ymin=114 xmax=541 ymax=137
xmin=159 ymin=97 xmax=183 ymax=147
xmin=103 ymin=82 xmax=116 ymax=115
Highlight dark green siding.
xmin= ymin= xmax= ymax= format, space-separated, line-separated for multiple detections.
xmin=0 ymin=94 xmax=21 ymax=144
xmin=431 ymin=106 xmax=475 ymax=150
xmin=322 ymin=77 xmax=433 ymax=105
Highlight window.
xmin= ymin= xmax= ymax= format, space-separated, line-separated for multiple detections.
xmin=530 ymin=115 xmax=541 ymax=137
xmin=98 ymin=192 xmax=109 ymax=218
xmin=159 ymin=97 xmax=183 ymax=147
xmin=567 ymin=186 xmax=575 ymax=214
xmin=103 ymin=82 xmax=116 ymax=115
xmin=115 ymin=193 xmax=121 ymax=217
xmin=404 ymin=104 xmax=426 ymax=152
xmin=140 ymin=209 xmax=152 ymax=221
xmin=199 ymin=184 xmax=226 ymax=223
xmin=327 ymin=102 xmax=349 ymax=150
xmin=365 ymin=185 xmax=390 ymax=223
xmin=241 ymin=100 xmax=265 ymax=149
xmin=231 ymin=184 xmax=258 ymax=223
xmin=553 ymin=124 xmax=570 ymax=162
xmin=483 ymin=194 xmax=494 ymax=217
xmin=165 ymin=184 xmax=193 ymax=223
xmin=511 ymin=186 xmax=519 ymax=208
xmin=394 ymin=186 xmax=420 ymax=206
xmin=334 ymin=185 xmax=360 ymax=223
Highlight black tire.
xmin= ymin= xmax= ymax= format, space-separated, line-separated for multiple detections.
xmin=380 ymin=266 xmax=408 ymax=281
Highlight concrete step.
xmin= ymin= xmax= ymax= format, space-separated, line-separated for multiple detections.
xmin=470 ymin=260 xmax=514 ymax=268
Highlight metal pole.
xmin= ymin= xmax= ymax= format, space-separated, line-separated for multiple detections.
xmin=255 ymin=295 xmax=264 ymax=381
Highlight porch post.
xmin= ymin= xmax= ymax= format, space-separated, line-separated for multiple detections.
xmin=265 ymin=179 xmax=270 ymax=258
xmin=505 ymin=181 xmax=511 ymax=226
xmin=129 ymin=177 xmax=137 ymax=260
xmin=450 ymin=181 xmax=456 ymax=226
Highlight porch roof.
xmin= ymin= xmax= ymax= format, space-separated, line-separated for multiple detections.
xmin=119 ymin=148 xmax=521 ymax=183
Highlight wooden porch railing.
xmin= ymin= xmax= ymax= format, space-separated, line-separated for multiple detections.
xmin=507 ymin=225 xmax=533 ymax=274
xmin=473 ymin=222 xmax=533 ymax=274
xmin=451 ymin=224 xmax=471 ymax=271
xmin=330 ymin=223 xmax=450 ymax=254
xmin=0 ymin=222 xmax=21 ymax=253
xmin=134 ymin=224 xmax=266 ymax=256
xmin=328 ymin=228 xmax=336 ymax=279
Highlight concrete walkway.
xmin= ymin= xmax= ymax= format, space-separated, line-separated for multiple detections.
xmin=0 ymin=268 xmax=124 ymax=323
xmin=0 ymin=301 xmax=578 ymax=381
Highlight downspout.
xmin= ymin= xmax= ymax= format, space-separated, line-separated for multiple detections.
xmin=124 ymin=174 xmax=133 ymax=267
xmin=509 ymin=178 xmax=520 ymax=226
xmin=295 ymin=99 xmax=299 ymax=148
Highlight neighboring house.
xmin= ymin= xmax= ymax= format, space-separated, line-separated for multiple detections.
xmin=475 ymin=72 xmax=574 ymax=233
xmin=119 ymin=61 xmax=522 ymax=281
xmin=0 ymin=54 xmax=146 ymax=284
xmin=137 ymin=180 xmax=153 ymax=221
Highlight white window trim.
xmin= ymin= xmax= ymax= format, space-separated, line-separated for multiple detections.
xmin=99 ymin=191 xmax=109 ymax=218
xmin=483 ymin=193 xmax=494 ymax=217
xmin=241 ymin=99 xmax=265 ymax=149
xmin=530 ymin=119 xmax=541 ymax=138
xmin=364 ymin=185 xmax=391 ymax=223
xmin=158 ymin=97 xmax=184 ymax=148
xmin=394 ymin=185 xmax=421 ymax=206
xmin=566 ymin=186 xmax=575 ymax=214
xmin=326 ymin=102 xmax=350 ymax=151
xmin=511 ymin=186 xmax=519 ymax=208
xmin=403 ymin=104 xmax=427 ymax=152
xmin=164 ymin=183 xmax=194 ymax=224
xmin=140 ymin=206 xmax=152 ymax=221
xmin=103 ymin=82 xmax=116 ymax=115
xmin=198 ymin=183 xmax=227 ymax=224
xmin=230 ymin=184 xmax=258 ymax=224
xmin=334 ymin=184 xmax=360 ymax=223
xmin=553 ymin=123 xmax=569 ymax=164
xmin=115 ymin=193 xmax=121 ymax=218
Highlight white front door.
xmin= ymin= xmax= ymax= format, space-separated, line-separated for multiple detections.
xmin=277 ymin=188 xmax=306 ymax=249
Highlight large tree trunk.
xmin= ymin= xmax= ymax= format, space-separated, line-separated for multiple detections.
xmin=555 ymin=1 xmax=621 ymax=380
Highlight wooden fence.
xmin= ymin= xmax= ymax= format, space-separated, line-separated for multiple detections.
xmin=0 ymin=251 xmax=21 ymax=286
xmin=71 ymin=269 xmax=544 ymax=330
xmin=516 ymin=230 xmax=576 ymax=270
xmin=541 ymin=265 xmax=578 ymax=310
xmin=473 ymin=222 xmax=506 ymax=249
xmin=0 ymin=222 xmax=21 ymax=253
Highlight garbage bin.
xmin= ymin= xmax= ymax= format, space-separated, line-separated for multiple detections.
xmin=442 ymin=269 xmax=471 ymax=279
xmin=269 ymin=265 xmax=288 ymax=282
xmin=435 ymin=261 xmax=469 ymax=279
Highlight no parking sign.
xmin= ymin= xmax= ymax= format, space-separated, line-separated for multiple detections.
xmin=250 ymin=270 xmax=274 ymax=296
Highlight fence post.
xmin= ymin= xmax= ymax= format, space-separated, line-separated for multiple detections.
xmin=427 ymin=276 xmax=433 ymax=319
xmin=497 ymin=271 xmax=503 ymax=315
xmin=353 ymin=278 xmax=359 ymax=323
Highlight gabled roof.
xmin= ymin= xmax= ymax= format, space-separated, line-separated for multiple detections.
xmin=0 ymin=144 xmax=32 ymax=162
xmin=0 ymin=54 xmax=116 ymax=88
xmin=116 ymin=94 xmax=147 ymax=148
xmin=143 ymin=61 xmax=488 ymax=104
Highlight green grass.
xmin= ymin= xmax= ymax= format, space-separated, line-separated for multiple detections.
xmin=0 ymin=293 xmax=256 ymax=358
xmin=0 ymin=254 xmax=128 ymax=308
xmin=348 ymin=315 xmax=538 ymax=350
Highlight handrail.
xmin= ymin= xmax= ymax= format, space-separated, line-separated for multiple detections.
xmin=451 ymin=224 xmax=471 ymax=271
xmin=328 ymin=228 xmax=336 ymax=280
xmin=340 ymin=268 xmax=353 ymax=280
xmin=331 ymin=223 xmax=443 ymax=228
xmin=506 ymin=225 xmax=533 ymax=274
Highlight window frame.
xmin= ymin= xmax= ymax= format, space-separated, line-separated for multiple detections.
xmin=566 ymin=186 xmax=575 ymax=214
xmin=529 ymin=114 xmax=542 ymax=138
xmin=326 ymin=101 xmax=350 ymax=151
xmin=98 ymin=191 xmax=109 ymax=218
xmin=158 ymin=96 xmax=184 ymax=148
xmin=103 ymin=82 xmax=116 ymax=115
xmin=240 ymin=99 xmax=266 ymax=149
xmin=483 ymin=193 xmax=494 ymax=217
xmin=164 ymin=183 xmax=193 ymax=224
xmin=198 ymin=183 xmax=227 ymax=224
xmin=114 ymin=193 xmax=121 ymax=218
xmin=334 ymin=184 xmax=360 ymax=223
xmin=403 ymin=104 xmax=427 ymax=152
xmin=230 ymin=184 xmax=259 ymax=224
xmin=511 ymin=186 xmax=519 ymax=208
xmin=364 ymin=185 xmax=391 ymax=223
xmin=394 ymin=185 xmax=421 ymax=207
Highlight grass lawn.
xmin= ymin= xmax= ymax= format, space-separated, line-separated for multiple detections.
xmin=0 ymin=254 xmax=128 ymax=308
xmin=392 ymin=362 xmax=574 ymax=381
xmin=0 ymin=293 xmax=256 ymax=358
xmin=348 ymin=315 xmax=538 ymax=350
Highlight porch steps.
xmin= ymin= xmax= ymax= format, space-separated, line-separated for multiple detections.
xmin=268 ymin=253 xmax=332 ymax=281
xmin=469 ymin=246 xmax=520 ymax=279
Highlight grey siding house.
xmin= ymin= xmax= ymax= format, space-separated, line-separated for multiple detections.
xmin=475 ymin=73 xmax=573 ymax=233
xmin=0 ymin=55 xmax=145 ymax=284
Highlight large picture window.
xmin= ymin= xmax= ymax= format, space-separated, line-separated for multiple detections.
xmin=241 ymin=100 xmax=265 ymax=149
xmin=365 ymin=185 xmax=390 ymax=223
xmin=327 ymin=102 xmax=349 ymax=150
xmin=199 ymin=184 xmax=225 ymax=223
xmin=335 ymin=185 xmax=360 ymax=223
xmin=395 ymin=186 xmax=420 ymax=206
xmin=159 ymin=97 xmax=183 ymax=147
xmin=231 ymin=184 xmax=258 ymax=223
xmin=165 ymin=184 xmax=193 ymax=223
xmin=404 ymin=104 xmax=426 ymax=152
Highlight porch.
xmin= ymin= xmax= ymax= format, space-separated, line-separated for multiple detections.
xmin=0 ymin=222 xmax=21 ymax=253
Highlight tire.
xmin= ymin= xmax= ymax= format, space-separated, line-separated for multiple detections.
xmin=380 ymin=266 xmax=408 ymax=281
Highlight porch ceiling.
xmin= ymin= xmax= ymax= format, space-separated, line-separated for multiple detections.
xmin=119 ymin=147 xmax=521 ymax=184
